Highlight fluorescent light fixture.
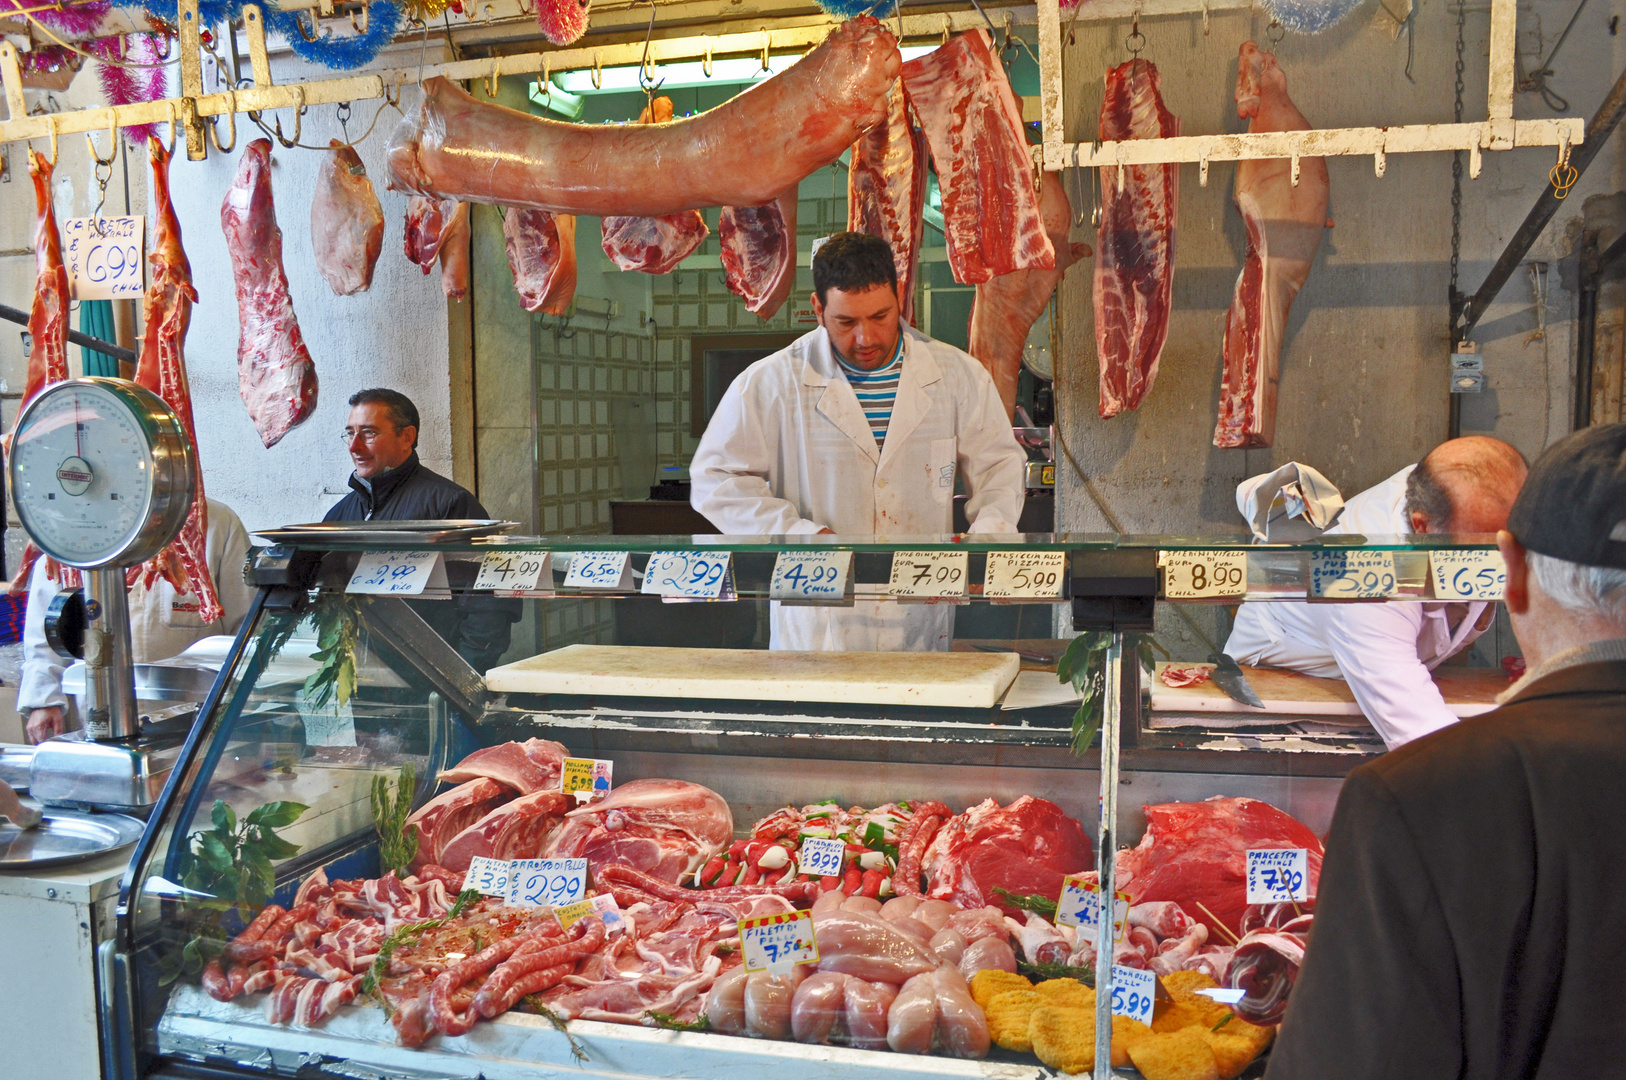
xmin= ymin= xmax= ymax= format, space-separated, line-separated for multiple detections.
xmin=528 ymin=78 xmax=584 ymax=119
xmin=553 ymin=44 xmax=938 ymax=96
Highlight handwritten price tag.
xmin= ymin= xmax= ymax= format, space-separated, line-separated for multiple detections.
xmin=888 ymin=550 xmax=969 ymax=600
xmin=642 ymin=550 xmax=733 ymax=599
xmin=563 ymin=551 xmax=633 ymax=590
xmin=505 ymin=858 xmax=588 ymax=908
xmin=474 ymin=551 xmax=550 ymax=594
xmin=1161 ymin=550 xmax=1248 ymax=599
xmin=1055 ymin=875 xmax=1127 ymax=942
xmin=1246 ymin=848 xmax=1309 ymax=903
xmin=1429 ymin=549 xmax=1506 ymax=600
xmin=465 ymin=856 xmax=511 ymax=897
xmin=1309 ymin=549 xmax=1397 ymax=600
xmin=739 ymin=909 xmax=820 ymax=973
xmin=346 ymin=551 xmax=448 ymax=595
xmin=770 ymin=550 xmax=853 ymax=602
xmin=984 ymin=550 xmax=1066 ymax=600
xmin=555 ymin=894 xmax=626 ymax=935
xmin=63 ymin=216 xmax=145 ymax=300
xmin=797 ymin=836 xmax=847 ymax=878
xmin=1110 ymin=965 xmax=1156 ymax=1025
xmin=560 ymin=757 xmax=612 ymax=802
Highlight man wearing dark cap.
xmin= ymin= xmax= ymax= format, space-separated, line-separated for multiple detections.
xmin=1267 ymin=423 xmax=1626 ymax=1080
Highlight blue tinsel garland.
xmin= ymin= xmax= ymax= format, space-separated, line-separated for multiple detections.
xmin=1259 ymin=0 xmax=1364 ymax=35
xmin=264 ymin=0 xmax=401 ymax=70
xmin=810 ymin=0 xmax=898 ymax=19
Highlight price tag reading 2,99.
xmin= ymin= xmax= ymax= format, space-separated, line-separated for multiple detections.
xmin=1161 ymin=550 xmax=1248 ymax=600
xmin=642 ymin=550 xmax=734 ymax=600
xmin=1110 ymin=965 xmax=1156 ymax=1025
xmin=770 ymin=550 xmax=853 ymax=603
xmin=1428 ymin=549 xmax=1507 ymax=600
xmin=505 ymin=858 xmax=588 ymax=908
xmin=888 ymin=550 xmax=969 ymax=600
xmin=739 ymin=909 xmax=820 ymax=974
xmin=1245 ymin=848 xmax=1309 ymax=903
xmin=474 ymin=551 xmax=550 ymax=594
xmin=346 ymin=551 xmax=448 ymax=595
xmin=1309 ymin=549 xmax=1398 ymax=600
xmin=983 ymin=550 xmax=1066 ymax=600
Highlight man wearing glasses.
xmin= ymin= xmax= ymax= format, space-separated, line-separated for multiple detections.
xmin=324 ymin=388 xmax=517 ymax=672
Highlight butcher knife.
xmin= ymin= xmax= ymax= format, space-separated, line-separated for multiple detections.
xmin=1207 ymin=654 xmax=1265 ymax=709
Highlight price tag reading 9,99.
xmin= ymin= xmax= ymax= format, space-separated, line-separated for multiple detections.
xmin=642 ymin=551 xmax=734 ymax=599
xmin=346 ymin=550 xmax=448 ymax=595
xmin=739 ymin=909 xmax=820 ymax=974
xmin=797 ymin=836 xmax=847 ymax=878
xmin=983 ymin=550 xmax=1067 ymax=600
xmin=474 ymin=551 xmax=550 ymax=594
xmin=562 ymin=551 xmax=634 ymax=591
xmin=1245 ymin=848 xmax=1309 ymax=904
xmin=63 ymin=216 xmax=146 ymax=300
xmin=464 ymin=856 xmax=511 ymax=897
xmin=1055 ymin=875 xmax=1128 ymax=942
xmin=770 ymin=550 xmax=854 ymax=602
xmin=1110 ymin=965 xmax=1156 ymax=1025
xmin=1160 ymin=550 xmax=1248 ymax=599
xmin=1428 ymin=549 xmax=1507 ymax=600
xmin=888 ymin=550 xmax=969 ymax=600
xmin=1308 ymin=549 xmax=1398 ymax=600
xmin=505 ymin=858 xmax=588 ymax=908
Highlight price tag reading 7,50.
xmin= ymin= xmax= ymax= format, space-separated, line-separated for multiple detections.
xmin=505 ymin=858 xmax=588 ymax=908
xmin=770 ymin=550 xmax=854 ymax=603
xmin=1110 ymin=965 xmax=1156 ymax=1025
xmin=474 ymin=551 xmax=550 ymax=594
xmin=1160 ymin=550 xmax=1248 ymax=600
xmin=1246 ymin=848 xmax=1309 ymax=904
xmin=562 ymin=551 xmax=634 ymax=591
xmin=983 ymin=550 xmax=1067 ymax=600
xmin=1054 ymin=875 xmax=1128 ymax=942
xmin=1309 ymin=549 xmax=1398 ymax=600
xmin=642 ymin=551 xmax=734 ymax=599
xmin=346 ymin=551 xmax=448 ymax=595
xmin=739 ymin=909 xmax=820 ymax=974
xmin=1428 ymin=549 xmax=1507 ymax=601
xmin=888 ymin=550 xmax=969 ymax=600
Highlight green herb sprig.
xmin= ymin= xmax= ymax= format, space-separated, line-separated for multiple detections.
xmin=360 ymin=888 xmax=481 ymax=1008
xmin=1017 ymin=960 xmax=1095 ymax=986
xmin=993 ymin=887 xmax=1058 ymax=916
xmin=372 ymin=763 xmax=419 ymax=875
xmin=646 ymin=1011 xmax=710 ymax=1032
xmin=1056 ymin=632 xmax=1165 ymax=755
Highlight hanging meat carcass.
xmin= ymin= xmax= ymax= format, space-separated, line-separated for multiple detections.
xmin=404 ymin=195 xmax=454 ymax=271
xmin=968 ymin=172 xmax=1091 ymax=420
xmin=504 ymin=208 xmax=578 ymax=315
xmin=438 ymin=202 xmax=471 ymax=301
xmin=222 ymin=139 xmax=319 ymax=448
xmin=385 ymin=18 xmax=899 ymax=215
xmin=1213 ymin=42 xmax=1331 ymax=449
xmin=847 ymin=79 xmax=927 ymax=323
xmin=128 ymin=138 xmax=223 ymax=624
xmin=1095 ymin=59 xmax=1179 ymax=418
xmin=601 ymin=97 xmax=709 ymax=274
xmin=311 ymin=140 xmax=384 ymax=296
xmin=901 ymin=29 xmax=1054 ymax=285
xmin=719 ymin=188 xmax=798 ymax=319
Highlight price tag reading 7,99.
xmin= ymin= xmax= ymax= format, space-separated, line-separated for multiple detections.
xmin=1245 ymin=848 xmax=1309 ymax=904
xmin=642 ymin=551 xmax=734 ymax=600
xmin=474 ymin=551 xmax=550 ymax=594
xmin=1055 ymin=874 xmax=1128 ymax=942
xmin=1110 ymin=965 xmax=1156 ymax=1025
xmin=888 ymin=550 xmax=969 ymax=600
xmin=1308 ymin=549 xmax=1398 ymax=600
xmin=770 ymin=550 xmax=854 ymax=603
xmin=1160 ymin=550 xmax=1248 ymax=600
xmin=739 ymin=909 xmax=820 ymax=973
xmin=562 ymin=551 xmax=634 ymax=591
xmin=983 ymin=550 xmax=1067 ymax=600
xmin=1428 ymin=549 xmax=1507 ymax=601
xmin=346 ymin=551 xmax=448 ymax=595
xmin=505 ymin=858 xmax=588 ymax=908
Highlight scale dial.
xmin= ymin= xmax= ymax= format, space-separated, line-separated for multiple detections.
xmin=9 ymin=378 xmax=195 ymax=569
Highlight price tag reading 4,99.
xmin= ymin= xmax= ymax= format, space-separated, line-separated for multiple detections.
xmin=1110 ymin=965 xmax=1156 ymax=1025
xmin=1055 ymin=874 xmax=1128 ymax=942
xmin=1161 ymin=550 xmax=1248 ymax=600
xmin=474 ymin=551 xmax=550 ymax=594
xmin=1309 ymin=549 xmax=1398 ymax=600
xmin=739 ymin=909 xmax=820 ymax=973
xmin=888 ymin=550 xmax=969 ymax=600
xmin=1429 ymin=549 xmax=1507 ymax=600
xmin=1245 ymin=848 xmax=1309 ymax=904
xmin=505 ymin=858 xmax=588 ymax=908
xmin=983 ymin=550 xmax=1066 ymax=600
xmin=770 ymin=550 xmax=853 ymax=602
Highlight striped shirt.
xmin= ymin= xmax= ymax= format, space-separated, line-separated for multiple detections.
xmin=835 ymin=335 xmax=904 ymax=448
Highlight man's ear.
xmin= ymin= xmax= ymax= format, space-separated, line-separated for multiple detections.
xmin=809 ymin=292 xmax=823 ymax=325
xmin=1497 ymin=530 xmax=1530 ymax=615
xmin=1410 ymin=510 xmax=1431 ymax=534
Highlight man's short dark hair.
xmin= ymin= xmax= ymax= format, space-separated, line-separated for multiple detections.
xmin=812 ymin=232 xmax=898 ymax=306
xmin=349 ymin=388 xmax=419 ymax=447
xmin=1404 ymin=460 xmax=1454 ymax=530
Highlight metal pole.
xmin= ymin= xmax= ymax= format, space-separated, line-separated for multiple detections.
xmin=81 ymin=566 xmax=139 ymax=740
xmin=0 ymin=303 xmax=138 ymax=364
xmin=1092 ymin=632 xmax=1123 ymax=1080
xmin=1576 ymin=232 xmax=1598 ymax=431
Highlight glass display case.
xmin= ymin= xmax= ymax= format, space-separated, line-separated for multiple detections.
xmin=105 ymin=531 xmax=1514 ymax=1080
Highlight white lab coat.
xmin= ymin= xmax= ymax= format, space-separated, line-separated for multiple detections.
xmin=1223 ymin=465 xmax=1491 ymax=749
xmin=691 ymin=325 xmax=1026 ymax=651
xmin=17 ymin=499 xmax=257 ymax=722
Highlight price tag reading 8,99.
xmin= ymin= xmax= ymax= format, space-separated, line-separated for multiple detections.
xmin=1110 ymin=965 xmax=1156 ymax=1025
xmin=1428 ymin=549 xmax=1507 ymax=600
xmin=739 ymin=909 xmax=820 ymax=973
xmin=1160 ymin=550 xmax=1248 ymax=600
xmin=642 ymin=551 xmax=734 ymax=599
xmin=474 ymin=551 xmax=550 ymax=594
xmin=888 ymin=550 xmax=969 ymax=600
xmin=983 ymin=550 xmax=1066 ymax=600
xmin=1309 ymin=549 xmax=1398 ymax=600
xmin=505 ymin=858 xmax=588 ymax=908
xmin=1245 ymin=848 xmax=1309 ymax=904
xmin=770 ymin=550 xmax=853 ymax=603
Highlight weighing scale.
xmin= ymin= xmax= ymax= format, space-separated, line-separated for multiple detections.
xmin=10 ymin=377 xmax=197 ymax=814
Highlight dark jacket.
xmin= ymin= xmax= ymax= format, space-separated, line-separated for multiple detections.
xmin=323 ymin=453 xmax=518 ymax=673
xmin=1266 ymin=658 xmax=1626 ymax=1080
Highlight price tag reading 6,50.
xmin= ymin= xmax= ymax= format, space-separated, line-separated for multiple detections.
xmin=739 ymin=909 xmax=820 ymax=973
xmin=1110 ymin=965 xmax=1156 ymax=1025
xmin=1246 ymin=848 xmax=1309 ymax=904
xmin=563 ymin=551 xmax=633 ymax=590
xmin=505 ymin=858 xmax=588 ymax=908
xmin=1428 ymin=549 xmax=1507 ymax=601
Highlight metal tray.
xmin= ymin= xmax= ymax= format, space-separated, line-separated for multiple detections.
xmin=0 ymin=807 xmax=145 ymax=868
xmin=253 ymin=519 xmax=518 ymax=545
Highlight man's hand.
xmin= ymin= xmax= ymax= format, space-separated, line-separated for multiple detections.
xmin=26 ymin=706 xmax=64 ymax=744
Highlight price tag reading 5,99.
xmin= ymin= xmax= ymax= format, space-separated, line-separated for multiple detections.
xmin=474 ymin=551 xmax=550 ymax=594
xmin=505 ymin=858 xmax=588 ymax=908
xmin=1428 ymin=549 xmax=1507 ymax=600
xmin=1309 ymin=549 xmax=1398 ymax=600
xmin=983 ymin=550 xmax=1066 ymax=600
xmin=770 ymin=550 xmax=853 ymax=602
xmin=888 ymin=550 xmax=969 ymax=600
xmin=739 ymin=909 xmax=820 ymax=973
xmin=1245 ymin=848 xmax=1309 ymax=904
xmin=1110 ymin=965 xmax=1156 ymax=1025
xmin=1161 ymin=550 xmax=1248 ymax=600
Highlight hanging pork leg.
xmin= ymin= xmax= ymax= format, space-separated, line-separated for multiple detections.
xmin=504 ymin=208 xmax=578 ymax=315
xmin=719 ymin=187 xmax=798 ymax=320
xmin=312 ymin=140 xmax=385 ymax=297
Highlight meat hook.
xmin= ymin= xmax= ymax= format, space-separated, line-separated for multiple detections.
xmin=350 ymin=2 xmax=367 ymax=33
xmin=1374 ymin=133 xmax=1386 ymax=178
xmin=941 ymin=14 xmax=951 ymax=46
xmin=638 ymin=0 xmax=662 ymax=93
xmin=39 ymin=115 xmax=58 ymax=167
xmin=487 ymin=57 xmax=501 ymax=99
xmin=1201 ymin=0 xmax=1210 ymax=35
xmin=1199 ymin=155 xmax=1209 ymax=188
xmin=1468 ymin=141 xmax=1482 ymax=180
xmin=272 ymin=86 xmax=304 ymax=148
xmin=591 ymin=52 xmax=602 ymax=89
xmin=1266 ymin=19 xmax=1284 ymax=48
xmin=1549 ymin=134 xmax=1577 ymax=197
xmin=761 ymin=31 xmax=772 ymax=73
xmin=1125 ymin=14 xmax=1145 ymax=57
xmin=1289 ymin=152 xmax=1300 ymax=187
xmin=702 ymin=46 xmax=712 ymax=78
xmin=165 ymin=100 xmax=179 ymax=155
xmin=208 ymin=88 xmax=237 ymax=153
xmin=86 ymin=116 xmax=118 ymax=167
xmin=88 ymin=118 xmax=116 ymax=236
xmin=294 ymin=8 xmax=320 ymax=42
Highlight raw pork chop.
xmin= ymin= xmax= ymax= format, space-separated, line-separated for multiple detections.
xmin=405 ymin=777 xmax=512 ymax=870
xmin=719 ymin=187 xmax=797 ymax=319
xmin=901 ymin=29 xmax=1054 ymax=284
xmin=548 ymin=778 xmax=733 ymax=883
xmin=222 ymin=139 xmax=319 ymax=447
xmin=504 ymin=208 xmax=577 ymax=315
xmin=436 ymin=738 xmax=568 ymax=793
xmin=847 ymin=78 xmax=927 ymax=323
xmin=435 ymin=790 xmax=573 ymax=871
xmin=311 ymin=140 xmax=384 ymax=296
xmin=1213 ymin=42 xmax=1330 ymax=449
xmin=601 ymin=97 xmax=710 ymax=274
xmin=1095 ymin=59 xmax=1179 ymax=418
xmin=1115 ymin=796 xmax=1323 ymax=938
xmin=922 ymin=796 xmax=1092 ymax=915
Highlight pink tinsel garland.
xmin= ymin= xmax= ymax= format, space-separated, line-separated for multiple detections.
xmin=91 ymin=34 xmax=169 ymax=146
xmin=0 ymin=0 xmax=109 ymax=36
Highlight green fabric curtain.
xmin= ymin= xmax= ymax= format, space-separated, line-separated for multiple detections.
xmin=79 ymin=299 xmax=120 ymax=377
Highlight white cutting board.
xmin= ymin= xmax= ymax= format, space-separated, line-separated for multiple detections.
xmin=486 ymin=645 xmax=1022 ymax=709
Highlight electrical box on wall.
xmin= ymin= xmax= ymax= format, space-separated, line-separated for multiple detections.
xmin=1450 ymin=342 xmax=1483 ymax=393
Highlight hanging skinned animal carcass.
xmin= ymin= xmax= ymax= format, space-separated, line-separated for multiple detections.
xmin=222 ymin=139 xmax=319 ymax=448
xmin=504 ymin=208 xmax=578 ymax=315
xmin=1095 ymin=58 xmax=1179 ymax=418
xmin=900 ymin=30 xmax=1054 ymax=285
xmin=601 ymin=97 xmax=709 ymax=274
xmin=968 ymin=172 xmax=1091 ymax=420
xmin=719 ymin=188 xmax=798 ymax=319
xmin=1213 ymin=42 xmax=1330 ymax=449
xmin=385 ymin=17 xmax=900 ymax=215
xmin=439 ymin=202 xmax=471 ymax=301
xmin=128 ymin=138 xmax=224 ymax=624
xmin=847 ymin=79 xmax=927 ymax=324
xmin=311 ymin=141 xmax=385 ymax=296
xmin=403 ymin=195 xmax=470 ymax=299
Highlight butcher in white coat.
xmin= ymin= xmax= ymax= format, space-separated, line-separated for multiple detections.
xmin=1223 ymin=437 xmax=1527 ymax=749
xmin=691 ymin=232 xmax=1026 ymax=651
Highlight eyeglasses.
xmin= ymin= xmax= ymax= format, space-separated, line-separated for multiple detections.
xmin=341 ymin=427 xmax=386 ymax=444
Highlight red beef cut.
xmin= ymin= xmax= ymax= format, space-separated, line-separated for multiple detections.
xmin=922 ymin=796 xmax=1092 ymax=915
xmin=405 ymin=778 xmax=512 ymax=871
xmin=436 ymin=738 xmax=568 ymax=794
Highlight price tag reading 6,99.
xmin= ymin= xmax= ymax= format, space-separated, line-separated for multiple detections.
xmin=888 ymin=550 xmax=969 ymax=600
xmin=1110 ymin=965 xmax=1156 ymax=1025
xmin=1160 ymin=550 xmax=1248 ymax=600
xmin=63 ymin=216 xmax=146 ymax=300
xmin=1245 ymin=848 xmax=1309 ymax=904
xmin=739 ymin=909 xmax=820 ymax=973
xmin=505 ymin=858 xmax=588 ymax=908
